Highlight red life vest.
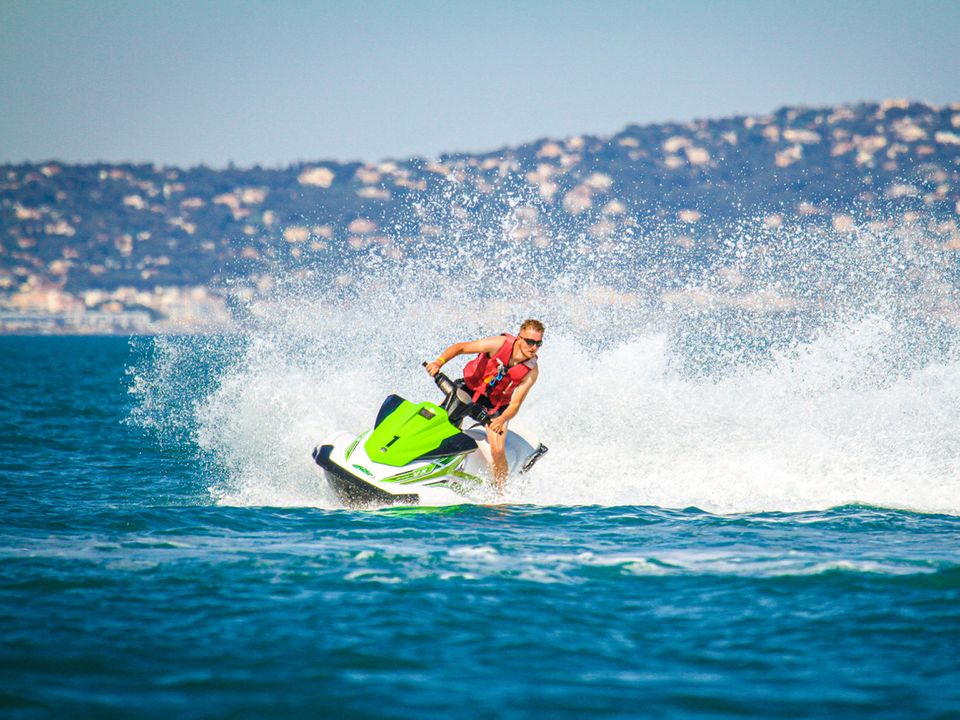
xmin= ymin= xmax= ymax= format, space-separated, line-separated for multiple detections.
xmin=462 ymin=334 xmax=537 ymax=411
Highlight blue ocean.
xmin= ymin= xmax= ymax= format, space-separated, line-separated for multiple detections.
xmin=3 ymin=215 xmax=960 ymax=718
xmin=1 ymin=324 xmax=958 ymax=719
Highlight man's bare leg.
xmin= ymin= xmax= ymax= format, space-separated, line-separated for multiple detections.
xmin=486 ymin=423 xmax=508 ymax=492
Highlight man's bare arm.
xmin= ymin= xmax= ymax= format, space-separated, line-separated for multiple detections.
xmin=488 ymin=366 xmax=538 ymax=432
xmin=425 ymin=336 xmax=503 ymax=376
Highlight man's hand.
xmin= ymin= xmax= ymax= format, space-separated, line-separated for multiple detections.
xmin=425 ymin=359 xmax=443 ymax=377
xmin=488 ymin=415 xmax=507 ymax=435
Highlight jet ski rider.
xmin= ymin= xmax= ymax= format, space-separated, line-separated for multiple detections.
xmin=425 ymin=319 xmax=543 ymax=490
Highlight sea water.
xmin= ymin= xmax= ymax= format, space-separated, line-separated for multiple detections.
xmin=2 ymin=332 xmax=959 ymax=719
xmin=3 ymin=209 xmax=960 ymax=717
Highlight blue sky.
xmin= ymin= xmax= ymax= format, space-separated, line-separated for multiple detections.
xmin=1 ymin=0 xmax=958 ymax=167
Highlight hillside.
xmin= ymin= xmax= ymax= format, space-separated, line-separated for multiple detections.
xmin=1 ymin=99 xmax=958 ymax=332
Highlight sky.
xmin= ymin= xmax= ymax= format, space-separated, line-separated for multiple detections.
xmin=1 ymin=0 xmax=958 ymax=168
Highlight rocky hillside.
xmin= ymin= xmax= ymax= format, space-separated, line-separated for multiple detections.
xmin=2 ymin=99 xmax=958 ymax=332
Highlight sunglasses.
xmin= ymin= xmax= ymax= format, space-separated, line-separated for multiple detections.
xmin=519 ymin=336 xmax=543 ymax=348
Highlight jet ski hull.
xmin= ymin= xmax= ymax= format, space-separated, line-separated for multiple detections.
xmin=313 ymin=444 xmax=421 ymax=508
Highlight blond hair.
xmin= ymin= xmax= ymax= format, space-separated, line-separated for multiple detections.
xmin=520 ymin=319 xmax=545 ymax=334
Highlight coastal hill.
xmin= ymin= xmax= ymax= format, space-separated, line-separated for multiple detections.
xmin=1 ymin=99 xmax=958 ymax=332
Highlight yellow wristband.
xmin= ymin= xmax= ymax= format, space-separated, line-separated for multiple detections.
xmin=436 ymin=356 xmax=446 ymax=366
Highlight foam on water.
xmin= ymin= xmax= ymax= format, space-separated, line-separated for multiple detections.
xmin=520 ymin=317 xmax=960 ymax=513
xmin=129 ymin=180 xmax=960 ymax=514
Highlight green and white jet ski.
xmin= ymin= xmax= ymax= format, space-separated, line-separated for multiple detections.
xmin=312 ymin=365 xmax=548 ymax=508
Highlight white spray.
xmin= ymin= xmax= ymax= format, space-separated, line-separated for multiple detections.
xmin=129 ymin=181 xmax=960 ymax=514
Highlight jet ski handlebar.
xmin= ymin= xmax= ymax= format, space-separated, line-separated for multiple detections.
xmin=422 ymin=361 xmax=491 ymax=427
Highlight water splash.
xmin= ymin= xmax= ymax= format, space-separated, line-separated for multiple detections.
xmin=129 ymin=176 xmax=960 ymax=514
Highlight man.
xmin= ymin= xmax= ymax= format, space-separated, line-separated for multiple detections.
xmin=425 ymin=319 xmax=543 ymax=489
